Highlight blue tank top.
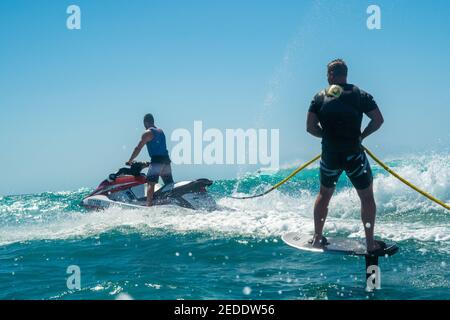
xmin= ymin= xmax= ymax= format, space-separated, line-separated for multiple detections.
xmin=146 ymin=127 xmax=169 ymax=160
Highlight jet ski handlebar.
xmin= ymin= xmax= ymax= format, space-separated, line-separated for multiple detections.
xmin=109 ymin=161 xmax=150 ymax=181
xmin=125 ymin=161 xmax=150 ymax=167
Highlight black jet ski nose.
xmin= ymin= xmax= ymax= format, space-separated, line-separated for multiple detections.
xmin=197 ymin=179 xmax=213 ymax=186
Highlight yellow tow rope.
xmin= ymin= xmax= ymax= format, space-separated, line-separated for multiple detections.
xmin=231 ymin=154 xmax=321 ymax=199
xmin=363 ymin=146 xmax=450 ymax=211
xmin=232 ymin=147 xmax=450 ymax=211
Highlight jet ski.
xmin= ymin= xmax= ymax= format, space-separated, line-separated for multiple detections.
xmin=81 ymin=162 xmax=217 ymax=211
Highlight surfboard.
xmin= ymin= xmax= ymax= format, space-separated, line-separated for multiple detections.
xmin=281 ymin=232 xmax=399 ymax=257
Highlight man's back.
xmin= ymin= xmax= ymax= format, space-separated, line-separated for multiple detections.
xmin=309 ymin=84 xmax=378 ymax=152
xmin=146 ymin=126 xmax=169 ymax=160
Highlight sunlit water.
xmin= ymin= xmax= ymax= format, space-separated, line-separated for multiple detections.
xmin=0 ymin=154 xmax=449 ymax=300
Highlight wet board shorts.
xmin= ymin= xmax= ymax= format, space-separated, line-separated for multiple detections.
xmin=147 ymin=162 xmax=174 ymax=184
xmin=320 ymin=149 xmax=373 ymax=190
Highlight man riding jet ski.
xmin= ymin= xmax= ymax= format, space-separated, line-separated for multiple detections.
xmin=126 ymin=113 xmax=175 ymax=207
xmin=81 ymin=161 xmax=216 ymax=211
xmin=82 ymin=113 xmax=216 ymax=211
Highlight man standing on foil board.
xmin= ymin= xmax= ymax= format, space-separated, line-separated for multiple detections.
xmin=306 ymin=59 xmax=386 ymax=255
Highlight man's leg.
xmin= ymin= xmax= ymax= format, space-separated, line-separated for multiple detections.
xmin=147 ymin=182 xmax=156 ymax=207
xmin=312 ymin=184 xmax=335 ymax=247
xmin=356 ymin=183 xmax=378 ymax=252
xmin=146 ymin=163 xmax=161 ymax=207
xmin=161 ymin=163 xmax=174 ymax=185
xmin=314 ymin=150 xmax=341 ymax=247
xmin=346 ymin=150 xmax=378 ymax=252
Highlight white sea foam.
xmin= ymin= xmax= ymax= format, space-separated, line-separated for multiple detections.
xmin=0 ymin=154 xmax=448 ymax=247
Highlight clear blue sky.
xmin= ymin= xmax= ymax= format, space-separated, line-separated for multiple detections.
xmin=1 ymin=0 xmax=450 ymax=195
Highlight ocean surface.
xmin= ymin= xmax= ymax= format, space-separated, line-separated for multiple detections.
xmin=0 ymin=153 xmax=449 ymax=300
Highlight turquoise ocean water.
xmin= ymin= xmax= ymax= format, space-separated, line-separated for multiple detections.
xmin=0 ymin=154 xmax=449 ymax=300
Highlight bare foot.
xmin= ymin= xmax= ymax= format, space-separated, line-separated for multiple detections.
xmin=311 ymin=235 xmax=327 ymax=248
xmin=367 ymin=240 xmax=386 ymax=255
xmin=367 ymin=242 xmax=381 ymax=252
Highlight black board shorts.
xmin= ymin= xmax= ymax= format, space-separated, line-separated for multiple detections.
xmin=320 ymin=149 xmax=373 ymax=190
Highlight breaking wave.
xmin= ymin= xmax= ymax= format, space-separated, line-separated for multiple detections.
xmin=0 ymin=153 xmax=449 ymax=247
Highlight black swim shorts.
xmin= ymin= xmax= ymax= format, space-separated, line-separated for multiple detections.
xmin=320 ymin=149 xmax=373 ymax=190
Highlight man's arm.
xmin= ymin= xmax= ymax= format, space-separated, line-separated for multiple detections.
xmin=361 ymin=108 xmax=384 ymax=140
xmin=127 ymin=131 xmax=153 ymax=165
xmin=306 ymin=112 xmax=323 ymax=138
